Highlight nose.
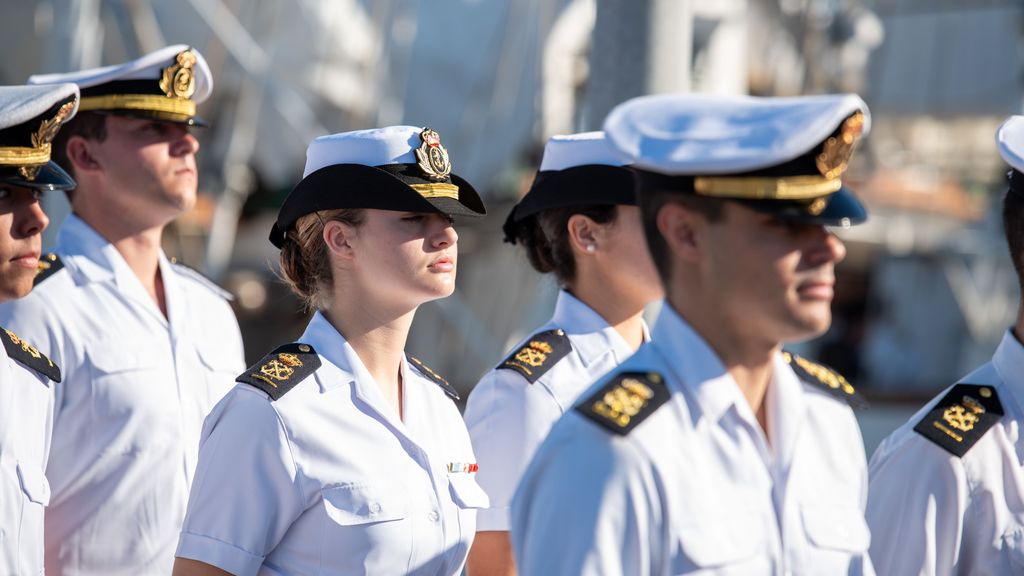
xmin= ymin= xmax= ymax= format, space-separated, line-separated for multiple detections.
xmin=805 ymin=227 xmax=846 ymax=267
xmin=432 ymin=216 xmax=458 ymax=249
xmin=170 ymin=126 xmax=199 ymax=156
xmin=15 ymin=192 xmax=49 ymax=239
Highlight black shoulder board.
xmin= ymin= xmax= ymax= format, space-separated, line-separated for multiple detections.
xmin=498 ymin=328 xmax=572 ymax=384
xmin=408 ymin=355 xmax=459 ymax=401
xmin=236 ymin=343 xmax=320 ymax=401
xmin=171 ymin=260 xmax=234 ymax=301
xmin=575 ymin=371 xmax=669 ymax=435
xmin=784 ymin=351 xmax=868 ymax=410
xmin=1 ymin=326 xmax=61 ymax=382
xmin=34 ymin=253 xmax=64 ymax=286
xmin=913 ymin=383 xmax=1003 ymax=458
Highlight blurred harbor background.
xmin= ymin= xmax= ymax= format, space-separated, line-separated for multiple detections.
xmin=2 ymin=0 xmax=1022 ymax=453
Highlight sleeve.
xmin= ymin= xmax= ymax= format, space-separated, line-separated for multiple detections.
xmin=463 ymin=368 xmax=565 ymax=531
xmin=510 ymin=420 xmax=666 ymax=576
xmin=866 ymin=431 xmax=970 ymax=576
xmin=176 ymin=387 xmax=309 ymax=575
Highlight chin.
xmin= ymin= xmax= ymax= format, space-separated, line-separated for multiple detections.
xmin=0 ymin=277 xmax=32 ymax=303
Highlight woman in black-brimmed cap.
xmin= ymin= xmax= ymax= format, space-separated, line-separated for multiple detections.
xmin=174 ymin=126 xmax=489 ymax=576
xmin=463 ymin=131 xmax=662 ymax=576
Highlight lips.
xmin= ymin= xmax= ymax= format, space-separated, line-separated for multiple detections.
xmin=429 ymin=255 xmax=455 ymax=272
xmin=797 ymin=279 xmax=834 ymax=300
xmin=10 ymin=251 xmax=40 ymax=270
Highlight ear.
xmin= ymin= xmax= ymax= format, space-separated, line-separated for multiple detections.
xmin=656 ymin=202 xmax=703 ymax=264
xmin=322 ymin=219 xmax=357 ymax=261
xmin=64 ymin=136 xmax=101 ymax=174
xmin=566 ymin=213 xmax=600 ymax=255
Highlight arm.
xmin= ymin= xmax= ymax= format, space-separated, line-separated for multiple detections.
xmin=467 ymin=532 xmax=516 ymax=576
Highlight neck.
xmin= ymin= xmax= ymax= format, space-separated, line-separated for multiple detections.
xmin=568 ymin=281 xmax=648 ymax=352
xmin=1013 ymin=308 xmax=1024 ymax=346
xmin=322 ymin=291 xmax=417 ymax=418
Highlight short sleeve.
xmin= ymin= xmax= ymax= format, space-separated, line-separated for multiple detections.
xmin=510 ymin=418 xmax=665 ymax=575
xmin=464 ymin=368 xmax=565 ymax=531
xmin=866 ymin=429 xmax=969 ymax=576
xmin=176 ymin=386 xmax=308 ymax=575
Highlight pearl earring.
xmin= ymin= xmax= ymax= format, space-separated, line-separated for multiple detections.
xmin=586 ymin=245 xmax=596 ymax=253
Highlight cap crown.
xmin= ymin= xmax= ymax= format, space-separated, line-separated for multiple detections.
xmin=0 ymin=83 xmax=79 ymax=186
xmin=538 ymin=131 xmax=627 ymax=172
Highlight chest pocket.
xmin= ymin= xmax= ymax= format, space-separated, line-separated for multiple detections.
xmin=16 ymin=462 xmax=50 ymax=506
xmin=196 ymin=346 xmax=240 ymax=400
xmin=674 ymin=507 xmax=763 ymax=570
xmin=85 ymin=341 xmax=174 ymax=447
xmin=322 ymin=483 xmax=408 ymax=525
xmin=800 ymin=503 xmax=870 ymax=553
xmin=448 ymin=474 xmax=490 ymax=509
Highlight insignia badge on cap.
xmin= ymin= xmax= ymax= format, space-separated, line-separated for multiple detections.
xmin=816 ymin=111 xmax=866 ymax=180
xmin=159 ymin=50 xmax=198 ymax=100
xmin=416 ymin=128 xmax=452 ymax=181
xmin=499 ymin=329 xmax=572 ymax=384
xmin=17 ymin=100 xmax=76 ymax=181
xmin=913 ymin=384 xmax=1003 ymax=457
xmin=576 ymin=371 xmax=669 ymax=435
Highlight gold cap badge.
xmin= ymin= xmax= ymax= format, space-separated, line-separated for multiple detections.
xmin=816 ymin=111 xmax=865 ymax=181
xmin=159 ymin=50 xmax=198 ymax=100
xmin=416 ymin=128 xmax=452 ymax=181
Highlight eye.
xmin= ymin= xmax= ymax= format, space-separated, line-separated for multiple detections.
xmin=0 ymin=187 xmax=11 ymax=201
xmin=401 ymin=214 xmax=425 ymax=223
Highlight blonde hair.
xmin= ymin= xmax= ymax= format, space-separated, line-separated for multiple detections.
xmin=278 ymin=208 xmax=365 ymax=310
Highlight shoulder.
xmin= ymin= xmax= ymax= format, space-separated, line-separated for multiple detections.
xmin=407 ymin=355 xmax=460 ymax=401
xmin=0 ymin=326 xmax=61 ymax=382
xmin=573 ymin=370 xmax=670 ymax=436
xmin=236 ymin=343 xmax=321 ymax=401
xmin=910 ymin=383 xmax=1004 ymax=458
xmin=497 ymin=328 xmax=573 ymax=384
xmin=171 ymin=260 xmax=234 ymax=302
xmin=784 ymin=351 xmax=868 ymax=410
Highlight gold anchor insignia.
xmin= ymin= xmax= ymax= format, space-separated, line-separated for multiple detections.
xmin=815 ymin=111 xmax=865 ymax=181
xmin=159 ymin=50 xmax=198 ymax=100
xmin=515 ymin=340 xmax=553 ymax=368
xmin=17 ymin=100 xmax=76 ymax=181
xmin=4 ymin=329 xmax=46 ymax=363
xmin=592 ymin=378 xmax=655 ymax=428
xmin=415 ymin=128 xmax=452 ymax=181
xmin=942 ymin=395 xmax=985 ymax=432
xmin=259 ymin=359 xmax=294 ymax=382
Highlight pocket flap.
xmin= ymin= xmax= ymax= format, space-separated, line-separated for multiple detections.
xmin=16 ymin=462 xmax=50 ymax=506
xmin=196 ymin=346 xmax=242 ymax=373
xmin=87 ymin=342 xmax=161 ymax=374
xmin=801 ymin=503 xmax=870 ymax=552
xmin=448 ymin=474 xmax=490 ymax=509
xmin=677 ymin=509 xmax=760 ymax=567
xmin=322 ymin=483 xmax=407 ymax=525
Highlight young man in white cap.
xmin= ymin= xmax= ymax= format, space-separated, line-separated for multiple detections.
xmin=865 ymin=117 xmax=1024 ymax=574
xmin=509 ymin=94 xmax=875 ymax=574
xmin=0 ymin=82 xmax=78 ymax=576
xmin=0 ymin=46 xmax=245 ymax=575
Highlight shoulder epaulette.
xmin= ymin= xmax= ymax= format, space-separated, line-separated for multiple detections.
xmin=1 ymin=327 xmax=60 ymax=382
xmin=236 ymin=343 xmax=320 ymax=401
xmin=784 ymin=351 xmax=868 ymax=410
xmin=408 ymin=355 xmax=459 ymax=401
xmin=498 ymin=328 xmax=572 ymax=383
xmin=34 ymin=253 xmax=64 ymax=286
xmin=171 ymin=260 xmax=234 ymax=301
xmin=913 ymin=383 xmax=1003 ymax=457
xmin=575 ymin=371 xmax=669 ymax=435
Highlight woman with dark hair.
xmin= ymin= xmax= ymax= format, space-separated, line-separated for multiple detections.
xmin=172 ymin=126 xmax=489 ymax=575
xmin=463 ymin=132 xmax=663 ymax=576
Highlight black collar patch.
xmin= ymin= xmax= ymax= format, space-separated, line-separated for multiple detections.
xmin=408 ymin=355 xmax=459 ymax=401
xmin=576 ymin=371 xmax=669 ymax=435
xmin=237 ymin=343 xmax=320 ymax=401
xmin=784 ymin=351 xmax=868 ymax=410
xmin=498 ymin=328 xmax=572 ymax=383
xmin=34 ymin=253 xmax=64 ymax=286
xmin=913 ymin=383 xmax=1003 ymax=458
xmin=1 ymin=326 xmax=60 ymax=382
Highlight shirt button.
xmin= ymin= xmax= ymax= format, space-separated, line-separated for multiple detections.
xmin=369 ymin=502 xmax=382 ymax=514
xmin=428 ymin=510 xmax=440 ymax=522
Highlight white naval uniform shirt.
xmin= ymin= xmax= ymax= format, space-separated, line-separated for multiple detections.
xmin=0 ymin=332 xmax=55 ymax=576
xmin=867 ymin=329 xmax=1024 ymax=575
xmin=463 ymin=290 xmax=647 ymax=531
xmin=510 ymin=305 xmax=874 ymax=575
xmin=0 ymin=214 xmax=245 ymax=575
xmin=176 ymin=311 xmax=490 ymax=575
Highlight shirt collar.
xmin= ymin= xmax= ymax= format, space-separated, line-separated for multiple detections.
xmin=991 ymin=328 xmax=1024 ymax=414
xmin=299 ymin=311 xmax=360 ymax=393
xmin=551 ymin=290 xmax=648 ymax=367
xmin=55 ymin=214 xmax=170 ymax=290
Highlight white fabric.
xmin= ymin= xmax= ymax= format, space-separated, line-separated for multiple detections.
xmin=997 ymin=116 xmax=1024 ymax=172
xmin=0 ymin=332 xmax=55 ymax=575
xmin=28 ymin=44 xmax=213 ymax=104
xmin=0 ymin=214 xmax=245 ymax=575
xmin=0 ymin=84 xmax=78 ymax=128
xmin=602 ymin=93 xmax=870 ymax=174
xmin=537 ymin=131 xmax=626 ymax=171
xmin=464 ymin=290 xmax=647 ymax=531
xmin=176 ymin=311 xmax=489 ymax=575
xmin=303 ymin=125 xmax=429 ymax=176
xmin=510 ymin=305 xmax=874 ymax=575
xmin=867 ymin=329 xmax=1024 ymax=575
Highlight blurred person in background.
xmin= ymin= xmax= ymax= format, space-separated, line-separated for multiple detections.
xmin=866 ymin=116 xmax=1024 ymax=574
xmin=0 ymin=82 xmax=77 ymax=575
xmin=464 ymin=131 xmax=662 ymax=576
xmin=0 ymin=46 xmax=245 ymax=574
xmin=510 ymin=94 xmax=875 ymax=574
xmin=173 ymin=126 xmax=490 ymax=575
